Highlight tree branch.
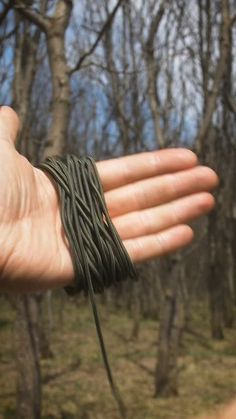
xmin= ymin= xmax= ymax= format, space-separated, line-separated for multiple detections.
xmin=146 ymin=0 xmax=169 ymax=50
xmin=14 ymin=1 xmax=49 ymax=33
xmin=226 ymin=94 xmax=236 ymax=114
xmin=0 ymin=0 xmax=14 ymax=25
xmin=70 ymin=0 xmax=124 ymax=74
xmin=0 ymin=24 xmax=18 ymax=42
xmin=231 ymin=13 xmax=236 ymax=26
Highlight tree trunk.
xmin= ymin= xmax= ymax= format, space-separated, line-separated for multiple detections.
xmin=155 ymin=258 xmax=185 ymax=397
xmin=130 ymin=282 xmax=141 ymax=340
xmin=12 ymin=13 xmax=44 ymax=419
xmin=15 ymin=296 xmax=42 ymax=419
xmin=43 ymin=1 xmax=72 ymax=158
xmin=222 ymin=238 xmax=234 ymax=328
xmin=144 ymin=1 xmax=169 ymax=149
xmin=207 ymin=212 xmax=224 ymax=340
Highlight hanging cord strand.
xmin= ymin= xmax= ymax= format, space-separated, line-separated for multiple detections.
xmin=39 ymin=155 xmax=138 ymax=418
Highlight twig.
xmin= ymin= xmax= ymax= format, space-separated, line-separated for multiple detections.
xmin=70 ymin=0 xmax=124 ymax=74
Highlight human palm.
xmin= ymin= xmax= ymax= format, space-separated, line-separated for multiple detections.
xmin=0 ymin=107 xmax=218 ymax=292
xmin=0 ymin=127 xmax=65 ymax=292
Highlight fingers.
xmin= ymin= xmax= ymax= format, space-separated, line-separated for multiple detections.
xmin=124 ymin=225 xmax=194 ymax=262
xmin=106 ymin=166 xmax=219 ymax=217
xmin=0 ymin=106 xmax=20 ymax=146
xmin=113 ymin=192 xmax=215 ymax=240
xmin=97 ymin=148 xmax=198 ymax=192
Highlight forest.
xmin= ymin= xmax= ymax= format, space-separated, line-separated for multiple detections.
xmin=0 ymin=0 xmax=236 ymax=418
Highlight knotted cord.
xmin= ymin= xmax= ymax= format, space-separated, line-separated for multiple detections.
xmin=39 ymin=154 xmax=137 ymax=418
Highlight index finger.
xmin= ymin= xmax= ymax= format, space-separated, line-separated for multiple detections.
xmin=96 ymin=148 xmax=198 ymax=192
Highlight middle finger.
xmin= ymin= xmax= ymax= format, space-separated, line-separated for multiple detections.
xmin=105 ymin=166 xmax=218 ymax=217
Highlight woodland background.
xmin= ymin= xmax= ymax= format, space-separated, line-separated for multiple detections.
xmin=0 ymin=0 xmax=236 ymax=418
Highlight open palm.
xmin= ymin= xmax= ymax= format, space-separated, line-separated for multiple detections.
xmin=0 ymin=107 xmax=218 ymax=292
xmin=0 ymin=108 xmax=67 ymax=292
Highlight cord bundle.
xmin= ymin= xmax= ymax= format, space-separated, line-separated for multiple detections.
xmin=39 ymin=155 xmax=136 ymax=293
xmin=39 ymin=154 xmax=137 ymax=417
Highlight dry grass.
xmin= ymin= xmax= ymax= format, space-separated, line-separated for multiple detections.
xmin=0 ymin=297 xmax=236 ymax=419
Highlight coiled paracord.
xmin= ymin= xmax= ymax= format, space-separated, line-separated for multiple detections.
xmin=39 ymin=154 xmax=137 ymax=418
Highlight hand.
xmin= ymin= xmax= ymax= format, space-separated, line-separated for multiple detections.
xmin=0 ymin=106 xmax=218 ymax=292
xmin=197 ymin=399 xmax=236 ymax=419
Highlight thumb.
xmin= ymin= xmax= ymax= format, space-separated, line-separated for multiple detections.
xmin=0 ymin=106 xmax=20 ymax=146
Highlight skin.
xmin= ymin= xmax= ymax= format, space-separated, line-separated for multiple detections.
xmin=0 ymin=106 xmax=218 ymax=292
xmin=0 ymin=106 xmax=235 ymax=418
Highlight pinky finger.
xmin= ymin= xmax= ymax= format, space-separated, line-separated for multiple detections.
xmin=124 ymin=225 xmax=194 ymax=263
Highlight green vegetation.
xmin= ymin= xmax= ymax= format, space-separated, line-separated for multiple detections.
xmin=0 ymin=298 xmax=236 ymax=419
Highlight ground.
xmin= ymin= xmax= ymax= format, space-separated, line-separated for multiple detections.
xmin=0 ymin=296 xmax=236 ymax=419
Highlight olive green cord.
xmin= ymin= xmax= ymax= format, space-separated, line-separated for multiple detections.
xmin=39 ymin=154 xmax=137 ymax=418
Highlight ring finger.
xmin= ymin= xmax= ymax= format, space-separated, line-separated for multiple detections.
xmin=113 ymin=192 xmax=214 ymax=240
xmin=106 ymin=166 xmax=218 ymax=217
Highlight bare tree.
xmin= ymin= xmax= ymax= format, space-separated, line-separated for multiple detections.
xmin=0 ymin=0 xmax=236 ymax=413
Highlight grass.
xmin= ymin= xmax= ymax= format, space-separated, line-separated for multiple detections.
xmin=0 ymin=297 xmax=236 ymax=419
